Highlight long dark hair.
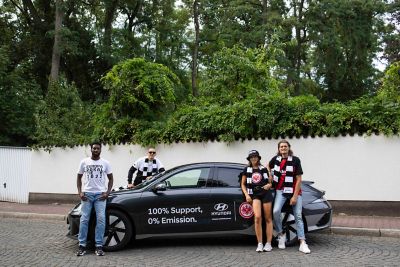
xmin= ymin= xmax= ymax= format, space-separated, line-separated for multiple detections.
xmin=276 ymin=139 xmax=294 ymax=156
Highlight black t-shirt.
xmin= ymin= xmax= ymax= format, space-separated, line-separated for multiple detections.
xmin=242 ymin=166 xmax=269 ymax=187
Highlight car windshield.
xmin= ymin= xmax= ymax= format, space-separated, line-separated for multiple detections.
xmin=132 ymin=166 xmax=179 ymax=189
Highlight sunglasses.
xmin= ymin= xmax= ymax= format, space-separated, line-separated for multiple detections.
xmin=148 ymin=151 xmax=156 ymax=154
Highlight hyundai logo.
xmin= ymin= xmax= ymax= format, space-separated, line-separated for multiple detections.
xmin=214 ymin=203 xmax=228 ymax=211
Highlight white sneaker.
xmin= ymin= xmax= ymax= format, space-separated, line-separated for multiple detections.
xmin=299 ymin=242 xmax=311 ymax=254
xmin=278 ymin=235 xmax=286 ymax=249
xmin=256 ymin=243 xmax=264 ymax=252
xmin=263 ymin=243 xmax=272 ymax=252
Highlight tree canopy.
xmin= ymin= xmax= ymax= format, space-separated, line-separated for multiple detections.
xmin=0 ymin=0 xmax=399 ymax=147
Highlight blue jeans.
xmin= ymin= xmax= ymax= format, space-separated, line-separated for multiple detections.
xmin=78 ymin=192 xmax=106 ymax=247
xmin=273 ymin=190 xmax=306 ymax=240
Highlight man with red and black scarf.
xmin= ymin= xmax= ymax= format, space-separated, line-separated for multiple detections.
xmin=268 ymin=140 xmax=311 ymax=254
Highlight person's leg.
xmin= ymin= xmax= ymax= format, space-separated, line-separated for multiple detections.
xmin=292 ymin=195 xmax=305 ymax=241
xmin=93 ymin=193 xmax=107 ymax=248
xmin=262 ymin=201 xmax=273 ymax=251
xmin=252 ymin=199 xmax=263 ymax=244
xmin=272 ymin=190 xmax=286 ymax=235
xmin=292 ymin=195 xmax=310 ymax=253
xmin=272 ymin=190 xmax=287 ymax=249
xmin=78 ymin=192 xmax=94 ymax=248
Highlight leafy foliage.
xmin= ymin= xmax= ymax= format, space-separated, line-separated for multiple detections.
xmin=91 ymin=58 xmax=184 ymax=144
xmin=33 ymin=79 xmax=92 ymax=148
xmin=0 ymin=46 xmax=42 ymax=146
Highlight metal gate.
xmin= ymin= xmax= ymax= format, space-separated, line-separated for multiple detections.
xmin=0 ymin=146 xmax=31 ymax=203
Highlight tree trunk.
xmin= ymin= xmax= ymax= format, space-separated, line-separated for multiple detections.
xmin=103 ymin=0 xmax=119 ymax=51
xmin=49 ymin=0 xmax=64 ymax=85
xmin=294 ymin=0 xmax=305 ymax=95
xmin=191 ymin=0 xmax=200 ymax=97
xmin=261 ymin=0 xmax=268 ymax=47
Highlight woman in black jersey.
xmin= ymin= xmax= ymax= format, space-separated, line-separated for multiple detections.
xmin=241 ymin=150 xmax=274 ymax=252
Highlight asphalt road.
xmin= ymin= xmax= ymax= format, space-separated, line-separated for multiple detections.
xmin=1 ymin=217 xmax=399 ymax=267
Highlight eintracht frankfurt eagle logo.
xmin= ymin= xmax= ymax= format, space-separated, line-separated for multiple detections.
xmin=251 ymin=172 xmax=262 ymax=183
xmin=239 ymin=202 xmax=254 ymax=219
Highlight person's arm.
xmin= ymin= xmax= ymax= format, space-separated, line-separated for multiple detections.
xmin=101 ymin=173 xmax=114 ymax=200
xmin=241 ymin=174 xmax=252 ymax=203
xmin=262 ymin=169 xmax=273 ymax=190
xmin=290 ymin=175 xmax=302 ymax=205
xmin=157 ymin=159 xmax=165 ymax=173
xmin=77 ymin=173 xmax=86 ymax=200
xmin=267 ymin=157 xmax=274 ymax=183
xmin=127 ymin=166 xmax=137 ymax=188
xmin=290 ymin=157 xmax=303 ymax=205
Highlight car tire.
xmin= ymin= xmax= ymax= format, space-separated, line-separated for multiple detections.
xmin=279 ymin=211 xmax=298 ymax=247
xmin=103 ymin=209 xmax=133 ymax=252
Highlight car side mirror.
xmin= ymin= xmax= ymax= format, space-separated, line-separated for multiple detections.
xmin=152 ymin=182 xmax=167 ymax=192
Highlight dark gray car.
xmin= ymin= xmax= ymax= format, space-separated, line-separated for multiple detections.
xmin=67 ymin=162 xmax=332 ymax=251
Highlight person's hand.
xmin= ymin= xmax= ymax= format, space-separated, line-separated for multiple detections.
xmin=100 ymin=192 xmax=109 ymax=200
xmin=263 ymin=184 xmax=272 ymax=190
xmin=290 ymin=196 xmax=298 ymax=206
xmin=79 ymin=192 xmax=87 ymax=201
xmin=146 ymin=176 xmax=153 ymax=180
xmin=127 ymin=183 xmax=134 ymax=189
xmin=245 ymin=195 xmax=252 ymax=204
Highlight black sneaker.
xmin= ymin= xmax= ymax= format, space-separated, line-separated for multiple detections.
xmin=76 ymin=245 xmax=86 ymax=256
xmin=95 ymin=247 xmax=105 ymax=256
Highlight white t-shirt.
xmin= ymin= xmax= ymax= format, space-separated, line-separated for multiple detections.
xmin=78 ymin=157 xmax=112 ymax=193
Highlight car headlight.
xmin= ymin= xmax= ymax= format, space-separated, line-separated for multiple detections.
xmin=311 ymin=197 xmax=327 ymax=204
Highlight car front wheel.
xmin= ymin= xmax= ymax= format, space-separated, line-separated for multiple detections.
xmin=103 ymin=209 xmax=133 ymax=251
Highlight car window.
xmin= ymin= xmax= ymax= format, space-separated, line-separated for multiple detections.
xmin=164 ymin=168 xmax=210 ymax=189
xmin=214 ymin=167 xmax=242 ymax=188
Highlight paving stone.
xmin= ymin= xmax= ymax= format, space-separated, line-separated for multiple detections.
xmin=1 ymin=218 xmax=400 ymax=266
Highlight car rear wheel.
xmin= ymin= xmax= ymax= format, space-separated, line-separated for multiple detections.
xmin=103 ymin=209 xmax=133 ymax=251
xmin=280 ymin=211 xmax=298 ymax=246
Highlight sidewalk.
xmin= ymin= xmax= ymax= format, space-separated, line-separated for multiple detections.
xmin=1 ymin=201 xmax=400 ymax=238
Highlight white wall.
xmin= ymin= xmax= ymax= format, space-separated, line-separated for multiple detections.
xmin=29 ymin=135 xmax=400 ymax=201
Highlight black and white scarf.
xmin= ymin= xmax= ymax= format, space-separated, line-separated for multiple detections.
xmin=245 ymin=166 xmax=268 ymax=195
xmin=140 ymin=158 xmax=158 ymax=177
xmin=272 ymin=156 xmax=294 ymax=196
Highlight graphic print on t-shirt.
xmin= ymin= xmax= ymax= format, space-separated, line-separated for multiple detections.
xmin=85 ymin=165 xmax=104 ymax=180
xmin=251 ymin=172 xmax=262 ymax=184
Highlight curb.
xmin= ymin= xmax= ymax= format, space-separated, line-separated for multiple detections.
xmin=0 ymin=212 xmax=66 ymax=221
xmin=322 ymin=227 xmax=400 ymax=238
xmin=1 ymin=212 xmax=400 ymax=239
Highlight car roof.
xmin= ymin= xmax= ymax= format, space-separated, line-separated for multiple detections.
xmin=170 ymin=162 xmax=246 ymax=169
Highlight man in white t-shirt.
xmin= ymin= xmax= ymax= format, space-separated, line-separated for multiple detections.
xmin=127 ymin=147 xmax=165 ymax=188
xmin=76 ymin=142 xmax=113 ymax=257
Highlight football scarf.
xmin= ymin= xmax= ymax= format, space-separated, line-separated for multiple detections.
xmin=272 ymin=156 xmax=295 ymax=196
xmin=140 ymin=158 xmax=158 ymax=177
xmin=245 ymin=166 xmax=268 ymax=195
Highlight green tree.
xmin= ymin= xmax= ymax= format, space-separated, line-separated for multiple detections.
xmin=308 ymin=0 xmax=385 ymax=101
xmin=34 ymin=79 xmax=92 ymax=148
xmin=92 ymin=58 xmax=184 ymax=144
xmin=199 ymin=45 xmax=282 ymax=104
xmin=0 ymin=47 xmax=42 ymax=146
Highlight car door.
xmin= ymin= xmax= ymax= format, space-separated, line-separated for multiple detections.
xmin=208 ymin=166 xmax=254 ymax=231
xmin=137 ymin=166 xmax=214 ymax=234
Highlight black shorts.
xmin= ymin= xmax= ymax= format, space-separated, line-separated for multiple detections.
xmin=251 ymin=189 xmax=273 ymax=203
